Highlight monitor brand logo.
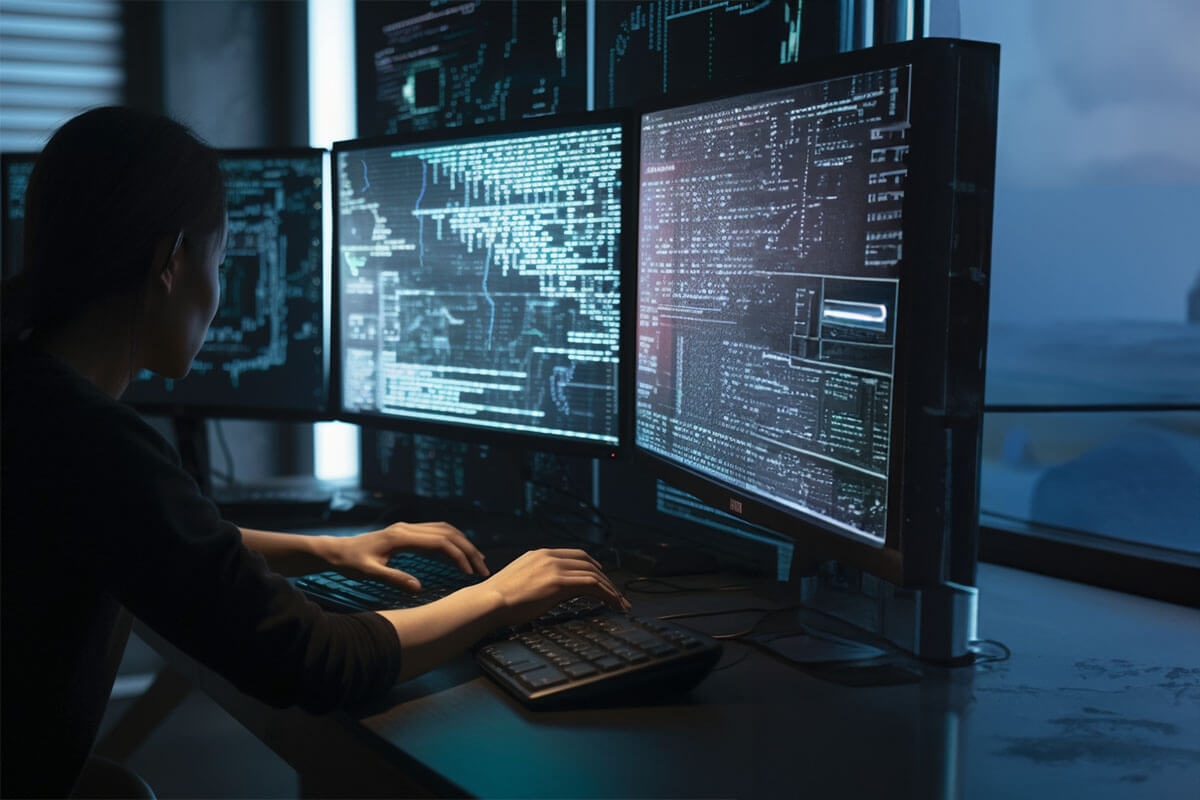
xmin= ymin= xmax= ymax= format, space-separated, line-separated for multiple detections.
xmin=729 ymin=498 xmax=742 ymax=515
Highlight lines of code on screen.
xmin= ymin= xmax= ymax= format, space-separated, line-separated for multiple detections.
xmin=337 ymin=124 xmax=623 ymax=445
xmin=356 ymin=0 xmax=588 ymax=137
xmin=636 ymin=65 xmax=910 ymax=546
xmin=124 ymin=154 xmax=326 ymax=412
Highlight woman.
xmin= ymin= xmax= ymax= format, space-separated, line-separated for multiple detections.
xmin=0 ymin=107 xmax=628 ymax=797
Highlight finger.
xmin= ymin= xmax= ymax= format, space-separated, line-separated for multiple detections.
xmin=548 ymin=556 xmax=609 ymax=577
xmin=408 ymin=520 xmax=467 ymax=538
xmin=543 ymin=548 xmax=603 ymax=570
xmin=563 ymin=568 xmax=625 ymax=604
xmin=388 ymin=530 xmax=470 ymax=573
xmin=386 ymin=528 xmax=481 ymax=578
xmin=561 ymin=569 xmax=626 ymax=602
xmin=365 ymin=566 xmax=422 ymax=592
xmin=559 ymin=573 xmax=630 ymax=610
xmin=448 ymin=532 xmax=490 ymax=577
xmin=414 ymin=532 xmax=475 ymax=575
xmin=432 ymin=526 xmax=490 ymax=576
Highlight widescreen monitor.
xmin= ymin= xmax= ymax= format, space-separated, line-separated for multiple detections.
xmin=1 ymin=152 xmax=37 ymax=280
xmin=122 ymin=148 xmax=330 ymax=419
xmin=634 ymin=38 xmax=999 ymax=600
xmin=333 ymin=113 xmax=631 ymax=457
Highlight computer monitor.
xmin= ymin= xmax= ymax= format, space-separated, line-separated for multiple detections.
xmin=1 ymin=152 xmax=38 ymax=279
xmin=634 ymin=38 xmax=999 ymax=658
xmin=333 ymin=113 xmax=632 ymax=457
xmin=594 ymin=0 xmax=839 ymax=110
xmin=355 ymin=0 xmax=589 ymax=137
xmin=122 ymin=148 xmax=331 ymax=420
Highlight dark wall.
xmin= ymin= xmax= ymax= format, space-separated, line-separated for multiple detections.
xmin=161 ymin=0 xmax=308 ymax=147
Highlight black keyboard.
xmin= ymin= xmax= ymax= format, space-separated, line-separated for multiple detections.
xmin=295 ymin=553 xmax=722 ymax=708
xmin=296 ymin=552 xmax=484 ymax=609
xmin=476 ymin=611 xmax=721 ymax=709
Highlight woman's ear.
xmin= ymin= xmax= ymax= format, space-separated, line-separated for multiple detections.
xmin=148 ymin=232 xmax=184 ymax=295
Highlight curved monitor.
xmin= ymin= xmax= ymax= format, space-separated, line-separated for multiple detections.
xmin=122 ymin=148 xmax=331 ymax=420
xmin=332 ymin=113 xmax=633 ymax=457
xmin=634 ymin=39 xmax=999 ymax=589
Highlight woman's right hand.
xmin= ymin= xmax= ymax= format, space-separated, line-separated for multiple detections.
xmin=476 ymin=548 xmax=630 ymax=626
xmin=376 ymin=547 xmax=631 ymax=683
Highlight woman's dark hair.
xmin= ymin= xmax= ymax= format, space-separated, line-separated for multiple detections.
xmin=2 ymin=106 xmax=225 ymax=343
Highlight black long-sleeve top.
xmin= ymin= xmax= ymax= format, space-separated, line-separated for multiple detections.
xmin=1 ymin=343 xmax=403 ymax=797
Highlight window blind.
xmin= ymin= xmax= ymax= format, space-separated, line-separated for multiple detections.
xmin=0 ymin=0 xmax=124 ymax=152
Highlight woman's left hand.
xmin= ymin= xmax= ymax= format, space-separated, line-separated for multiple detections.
xmin=324 ymin=521 xmax=489 ymax=591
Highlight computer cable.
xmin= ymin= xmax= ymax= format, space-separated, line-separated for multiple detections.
xmin=661 ymin=607 xmax=871 ymax=653
xmin=526 ymin=457 xmax=615 ymax=535
xmin=660 ymin=605 xmax=1012 ymax=672
xmin=531 ymin=509 xmax=607 ymax=550
xmin=710 ymin=646 xmax=752 ymax=672
xmin=965 ymin=639 xmax=1011 ymax=664
xmin=623 ymin=575 xmax=760 ymax=594
xmin=528 ymin=481 xmax=613 ymax=539
xmin=655 ymin=605 xmax=804 ymax=640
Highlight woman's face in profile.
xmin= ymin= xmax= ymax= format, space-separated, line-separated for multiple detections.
xmin=186 ymin=217 xmax=228 ymax=357
xmin=149 ymin=217 xmax=228 ymax=379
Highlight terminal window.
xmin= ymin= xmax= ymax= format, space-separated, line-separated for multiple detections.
xmin=337 ymin=124 xmax=624 ymax=445
xmin=636 ymin=65 xmax=910 ymax=546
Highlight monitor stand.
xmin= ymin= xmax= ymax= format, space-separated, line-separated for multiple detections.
xmin=170 ymin=416 xmax=335 ymax=522
xmin=777 ymin=561 xmax=980 ymax=664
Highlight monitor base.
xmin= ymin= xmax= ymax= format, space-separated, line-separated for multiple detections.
xmin=780 ymin=562 xmax=979 ymax=663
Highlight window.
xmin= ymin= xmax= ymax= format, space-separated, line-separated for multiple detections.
xmin=0 ymin=0 xmax=124 ymax=152
xmin=956 ymin=0 xmax=1200 ymax=578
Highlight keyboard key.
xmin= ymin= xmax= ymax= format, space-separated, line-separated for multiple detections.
xmin=508 ymin=659 xmax=548 ymax=675
xmin=517 ymin=665 xmax=568 ymax=689
xmin=481 ymin=641 xmax=541 ymax=670
xmin=613 ymin=629 xmax=660 ymax=647
xmin=316 ymin=583 xmax=380 ymax=605
xmin=593 ymin=655 xmax=625 ymax=671
xmin=563 ymin=662 xmax=599 ymax=679
xmin=612 ymin=647 xmax=650 ymax=664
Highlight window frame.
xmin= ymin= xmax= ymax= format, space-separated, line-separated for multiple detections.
xmin=980 ymin=512 xmax=1200 ymax=608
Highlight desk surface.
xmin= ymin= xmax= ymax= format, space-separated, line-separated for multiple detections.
xmin=145 ymin=557 xmax=1200 ymax=799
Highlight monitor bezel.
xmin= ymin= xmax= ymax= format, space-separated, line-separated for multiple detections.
xmin=123 ymin=146 xmax=334 ymax=422
xmin=330 ymin=110 xmax=637 ymax=460
xmin=630 ymin=38 xmax=999 ymax=588
xmin=1 ymin=151 xmax=39 ymax=280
